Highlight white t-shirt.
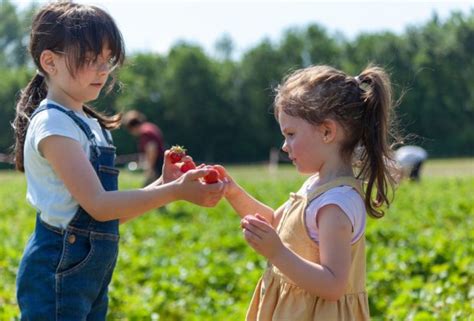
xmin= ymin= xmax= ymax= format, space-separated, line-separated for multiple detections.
xmin=297 ymin=175 xmax=366 ymax=245
xmin=24 ymin=99 xmax=111 ymax=229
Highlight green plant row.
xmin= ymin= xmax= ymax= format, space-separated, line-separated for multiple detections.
xmin=0 ymin=167 xmax=472 ymax=320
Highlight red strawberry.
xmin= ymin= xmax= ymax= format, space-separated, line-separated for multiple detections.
xmin=168 ymin=145 xmax=186 ymax=164
xmin=204 ymin=168 xmax=219 ymax=184
xmin=180 ymin=160 xmax=196 ymax=173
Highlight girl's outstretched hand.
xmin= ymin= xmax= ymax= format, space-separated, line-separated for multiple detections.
xmin=241 ymin=214 xmax=285 ymax=260
xmin=212 ymin=164 xmax=239 ymax=198
xmin=174 ymin=168 xmax=225 ymax=207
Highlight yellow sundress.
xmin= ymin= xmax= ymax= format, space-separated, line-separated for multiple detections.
xmin=246 ymin=177 xmax=370 ymax=321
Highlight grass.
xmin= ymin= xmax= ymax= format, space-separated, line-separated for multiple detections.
xmin=0 ymin=158 xmax=472 ymax=320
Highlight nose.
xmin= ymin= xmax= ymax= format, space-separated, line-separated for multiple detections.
xmin=281 ymin=140 xmax=288 ymax=153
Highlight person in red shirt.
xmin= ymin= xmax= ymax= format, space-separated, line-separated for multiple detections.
xmin=123 ymin=110 xmax=165 ymax=185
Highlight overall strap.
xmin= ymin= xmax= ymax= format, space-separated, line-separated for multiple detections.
xmin=31 ymin=103 xmax=101 ymax=156
xmin=101 ymin=127 xmax=114 ymax=145
xmin=277 ymin=177 xmax=364 ymax=234
xmin=306 ymin=176 xmax=364 ymax=203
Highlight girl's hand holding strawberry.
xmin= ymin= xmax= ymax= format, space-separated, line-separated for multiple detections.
xmin=159 ymin=145 xmax=226 ymax=207
xmin=173 ymin=168 xmax=226 ymax=208
xmin=162 ymin=145 xmax=224 ymax=185
xmin=162 ymin=148 xmax=196 ymax=184
xmin=180 ymin=159 xmax=197 ymax=173
xmin=168 ymin=145 xmax=186 ymax=164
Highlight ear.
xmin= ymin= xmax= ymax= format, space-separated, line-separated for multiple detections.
xmin=39 ymin=50 xmax=59 ymax=76
xmin=319 ymin=119 xmax=337 ymax=143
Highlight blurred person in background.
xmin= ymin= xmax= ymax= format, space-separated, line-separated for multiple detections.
xmin=395 ymin=145 xmax=428 ymax=182
xmin=123 ymin=110 xmax=165 ymax=185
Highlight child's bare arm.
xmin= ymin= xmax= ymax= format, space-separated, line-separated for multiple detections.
xmin=40 ymin=136 xmax=225 ymax=222
xmin=213 ymin=165 xmax=276 ymax=224
xmin=242 ymin=205 xmax=352 ymax=300
xmin=227 ymin=184 xmax=275 ymax=223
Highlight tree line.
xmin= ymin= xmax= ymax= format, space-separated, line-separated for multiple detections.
xmin=1 ymin=1 xmax=473 ymax=165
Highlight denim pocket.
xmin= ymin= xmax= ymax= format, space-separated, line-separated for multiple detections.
xmin=55 ymin=233 xmax=119 ymax=318
xmin=98 ymin=165 xmax=119 ymax=191
xmin=56 ymin=231 xmax=94 ymax=276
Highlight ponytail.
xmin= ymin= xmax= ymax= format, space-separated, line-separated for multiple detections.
xmin=13 ymin=74 xmax=48 ymax=172
xmin=356 ymin=66 xmax=398 ymax=218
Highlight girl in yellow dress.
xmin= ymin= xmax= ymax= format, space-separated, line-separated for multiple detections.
xmin=219 ymin=65 xmax=399 ymax=320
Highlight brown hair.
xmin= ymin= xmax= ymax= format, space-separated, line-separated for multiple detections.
xmin=274 ymin=65 xmax=400 ymax=218
xmin=13 ymin=1 xmax=125 ymax=172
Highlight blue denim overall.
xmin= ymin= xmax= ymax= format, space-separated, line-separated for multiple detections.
xmin=17 ymin=104 xmax=120 ymax=320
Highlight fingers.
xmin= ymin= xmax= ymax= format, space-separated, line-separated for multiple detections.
xmin=213 ymin=164 xmax=227 ymax=176
xmin=213 ymin=164 xmax=230 ymax=181
xmin=184 ymin=169 xmax=227 ymax=186
xmin=245 ymin=215 xmax=273 ymax=232
xmin=198 ymin=181 xmax=226 ymax=207
xmin=164 ymin=150 xmax=181 ymax=168
xmin=181 ymin=155 xmax=193 ymax=163
xmin=242 ymin=216 xmax=268 ymax=235
xmin=164 ymin=149 xmax=193 ymax=166
xmin=200 ymin=191 xmax=224 ymax=207
xmin=205 ymin=184 xmax=225 ymax=198
xmin=242 ymin=217 xmax=269 ymax=238
xmin=163 ymin=150 xmax=172 ymax=164
xmin=180 ymin=170 xmax=227 ymax=207
xmin=243 ymin=227 xmax=262 ymax=242
xmin=183 ymin=168 xmax=212 ymax=180
xmin=204 ymin=181 xmax=225 ymax=193
xmin=209 ymin=195 xmax=223 ymax=206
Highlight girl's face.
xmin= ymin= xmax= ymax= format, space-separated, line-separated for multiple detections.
xmin=49 ymin=47 xmax=115 ymax=108
xmin=279 ymin=111 xmax=327 ymax=174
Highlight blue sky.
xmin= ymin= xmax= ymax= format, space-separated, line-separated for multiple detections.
xmin=15 ymin=0 xmax=473 ymax=58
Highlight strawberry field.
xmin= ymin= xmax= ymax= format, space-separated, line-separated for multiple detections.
xmin=0 ymin=159 xmax=473 ymax=320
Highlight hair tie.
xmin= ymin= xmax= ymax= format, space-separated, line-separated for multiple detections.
xmin=355 ymin=75 xmax=370 ymax=92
